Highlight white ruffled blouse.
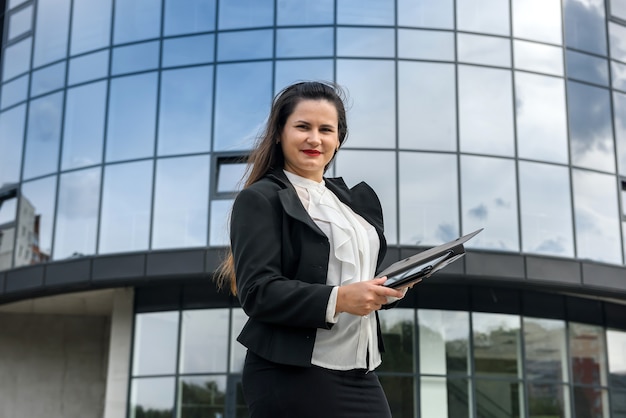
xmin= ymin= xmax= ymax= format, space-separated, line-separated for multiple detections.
xmin=283 ymin=170 xmax=382 ymax=371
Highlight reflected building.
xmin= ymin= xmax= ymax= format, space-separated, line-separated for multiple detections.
xmin=1 ymin=0 xmax=626 ymax=417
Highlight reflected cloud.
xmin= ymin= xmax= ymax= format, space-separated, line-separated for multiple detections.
xmin=468 ymin=204 xmax=488 ymax=220
xmin=436 ymin=223 xmax=457 ymax=243
xmin=564 ymin=0 xmax=607 ymax=54
xmin=535 ymin=238 xmax=566 ymax=254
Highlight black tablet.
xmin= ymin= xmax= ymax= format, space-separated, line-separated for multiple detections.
xmin=380 ymin=228 xmax=483 ymax=289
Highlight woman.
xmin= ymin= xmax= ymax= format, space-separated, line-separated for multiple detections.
xmin=216 ymin=81 xmax=406 ymax=417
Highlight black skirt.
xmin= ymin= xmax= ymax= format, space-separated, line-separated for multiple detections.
xmin=242 ymin=351 xmax=392 ymax=418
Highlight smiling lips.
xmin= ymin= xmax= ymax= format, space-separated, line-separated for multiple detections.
xmin=302 ymin=150 xmax=321 ymax=156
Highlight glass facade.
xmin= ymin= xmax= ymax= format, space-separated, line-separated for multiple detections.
xmin=1 ymin=0 xmax=626 ymax=417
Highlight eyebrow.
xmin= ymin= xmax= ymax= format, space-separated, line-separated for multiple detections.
xmin=293 ymin=120 xmax=337 ymax=129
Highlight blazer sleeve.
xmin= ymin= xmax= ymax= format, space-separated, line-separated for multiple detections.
xmin=231 ymin=186 xmax=334 ymax=329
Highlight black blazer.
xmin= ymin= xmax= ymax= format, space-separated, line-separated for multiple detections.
xmin=231 ymin=169 xmax=388 ymax=367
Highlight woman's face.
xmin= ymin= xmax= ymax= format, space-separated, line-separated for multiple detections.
xmin=280 ymin=99 xmax=340 ymax=182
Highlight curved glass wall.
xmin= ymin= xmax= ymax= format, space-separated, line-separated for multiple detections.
xmin=2 ymin=0 xmax=626 ymax=272
xmin=129 ymin=305 xmax=626 ymax=418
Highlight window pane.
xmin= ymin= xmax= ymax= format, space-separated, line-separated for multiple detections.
xmin=461 ymin=155 xmax=519 ymax=251
xmin=218 ymin=0 xmax=273 ymax=30
xmin=3 ymin=37 xmax=32 ymax=81
xmin=564 ymin=0 xmax=607 ymax=55
xmin=380 ymin=375 xmax=415 ymax=418
xmin=31 ymin=62 xmax=66 ymax=97
xmin=33 ymin=0 xmax=70 ymax=67
xmin=0 ymin=105 xmax=25 ymax=185
xmin=515 ymin=72 xmax=568 ymax=164
xmin=0 ymin=196 xmax=17 ymax=270
xmin=53 ymin=167 xmax=100 ymax=259
xmin=99 ymin=161 xmax=152 ymax=254
xmin=519 ymin=162 xmax=574 ymax=257
xmin=573 ymin=387 xmax=609 ymax=418
xmin=180 ymin=309 xmax=229 ymax=373
xmin=337 ymin=27 xmax=395 ymax=58
xmin=337 ymin=0 xmax=394 ymax=25
xmin=607 ymin=330 xmax=626 ymax=388
xmin=230 ymin=308 xmax=247 ymax=373
xmin=609 ymin=22 xmax=626 ymax=63
xmin=527 ymin=382 xmax=571 ymax=418
xmin=217 ymin=162 xmax=245 ymax=193
xmin=23 ymin=92 xmax=63 ymax=180
xmin=398 ymin=0 xmax=453 ymax=29
xmin=570 ymin=322 xmax=608 ymax=386
xmin=276 ymin=28 xmax=334 ymax=58
xmin=612 ymin=0 xmax=626 ymax=19
xmin=420 ymin=377 xmax=470 ymax=418
xmin=568 ymin=81 xmax=615 ymax=172
xmin=68 ymin=50 xmax=109 ymax=86
xmin=113 ymin=0 xmax=161 ymax=44
xmin=162 ymin=34 xmax=214 ymax=68
xmin=111 ymin=41 xmax=160 ymax=76
xmin=512 ymin=0 xmax=562 ymax=44
xmin=398 ymin=29 xmax=455 ymax=61
xmin=524 ymin=318 xmax=568 ymax=381
xmin=457 ymin=33 xmax=511 ymax=67
xmin=130 ymin=377 xmax=175 ymax=418
xmin=475 ymin=379 xmax=523 ymax=417
xmin=20 ymin=176 xmax=56 ymax=266
xmin=616 ymin=92 xmax=626 ymax=176
xmin=335 ymin=150 xmax=398 ymax=245
xmin=1 ymin=74 xmax=29 ymax=109
xmin=62 ymin=81 xmax=106 ymax=170
xmin=399 ymin=152 xmax=458 ymax=246
xmin=337 ymin=59 xmax=395 ymax=149
xmin=419 ymin=309 xmax=469 ymax=375
xmin=70 ymin=0 xmax=112 ymax=55
xmin=164 ymin=0 xmax=216 ymax=36
xmin=106 ymin=72 xmax=157 ymax=162
xmin=209 ymin=199 xmax=233 ymax=247
xmin=573 ymin=169 xmax=621 ymax=263
xmin=458 ymin=65 xmax=514 ymax=156
xmin=473 ymin=312 xmax=521 ymax=378
xmin=514 ymin=40 xmax=564 ymax=76
xmin=217 ymin=29 xmax=273 ymax=61
xmin=399 ymin=62 xmax=456 ymax=151
xmin=132 ymin=312 xmax=179 ymax=376
xmin=457 ymin=0 xmax=510 ymax=36
xmin=152 ymin=156 xmax=209 ymax=249
xmin=8 ymin=5 xmax=33 ymax=40
xmin=378 ymin=309 xmax=415 ymax=373
xmin=566 ymin=50 xmax=609 ymax=86
xmin=277 ymin=0 xmax=334 ymax=25
xmin=613 ymin=61 xmax=626 ymax=92
xmin=179 ymin=375 xmax=227 ymax=418
xmin=214 ymin=62 xmax=272 ymax=151
xmin=274 ymin=59 xmax=334 ymax=94
xmin=158 ymin=66 xmax=213 ymax=156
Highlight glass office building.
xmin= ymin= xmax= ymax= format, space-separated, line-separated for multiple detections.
xmin=1 ymin=0 xmax=626 ymax=417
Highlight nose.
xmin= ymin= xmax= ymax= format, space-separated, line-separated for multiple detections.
xmin=307 ymin=131 xmax=321 ymax=146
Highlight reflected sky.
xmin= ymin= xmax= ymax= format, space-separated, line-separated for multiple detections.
xmin=33 ymin=0 xmax=70 ymax=67
xmin=3 ymin=37 xmax=31 ymax=81
xmin=230 ymin=308 xmax=248 ymax=373
xmin=457 ymin=33 xmax=510 ymax=67
xmin=23 ymin=92 xmax=63 ymax=180
xmin=179 ymin=309 xmax=229 ymax=373
xmin=398 ymin=0 xmax=453 ymax=29
xmin=0 ymin=105 xmax=25 ymax=186
xmin=519 ymin=162 xmax=574 ymax=257
xmin=209 ymin=199 xmax=233 ymax=246
xmin=512 ymin=0 xmax=562 ymax=44
xmin=399 ymin=152 xmax=458 ymax=246
xmin=1 ymin=74 xmax=28 ymax=109
xmin=152 ymin=156 xmax=209 ymax=249
xmin=31 ymin=62 xmax=66 ymax=97
xmin=8 ymin=5 xmax=32 ymax=40
xmin=566 ymin=49 xmax=609 ymax=86
xmin=276 ymin=28 xmax=333 ymax=58
xmin=607 ymin=329 xmax=626 ymax=375
xmin=337 ymin=0 xmax=394 ymax=25
xmin=514 ymin=40 xmax=564 ymax=76
xmin=70 ymin=0 xmax=111 ymax=55
xmin=568 ymin=81 xmax=615 ymax=172
xmin=337 ymin=59 xmax=395 ymax=149
xmin=615 ymin=92 xmax=626 ymax=176
xmin=131 ymin=377 xmax=175 ymax=414
xmin=54 ymin=167 xmax=100 ymax=259
xmin=335 ymin=150 xmax=398 ymax=245
xmin=133 ymin=311 xmax=179 ymax=376
xmin=162 ymin=34 xmax=214 ymax=68
xmin=613 ymin=61 xmax=626 ymax=92
xmin=113 ymin=0 xmax=161 ymax=45
xmin=457 ymin=0 xmax=510 ymax=36
xmin=274 ymin=60 xmax=334 ymax=94
xmin=337 ymin=28 xmax=395 ymax=58
xmin=217 ymin=29 xmax=273 ymax=61
xmin=99 ymin=161 xmax=152 ymax=254
xmin=111 ymin=41 xmax=160 ymax=76
xmin=68 ymin=50 xmax=109 ymax=86
xmin=458 ymin=65 xmax=515 ymax=156
xmin=515 ymin=72 xmax=568 ymax=164
xmin=163 ymin=0 xmax=215 ymax=36
xmin=461 ymin=155 xmax=519 ymax=251
xmin=277 ymin=0 xmax=334 ymax=26
xmin=398 ymin=29 xmax=454 ymax=61
xmin=398 ymin=61 xmax=456 ymax=152
xmin=573 ymin=169 xmax=621 ymax=263
xmin=564 ymin=0 xmax=607 ymax=55
xmin=62 ymin=81 xmax=106 ymax=170
xmin=21 ymin=176 xmax=57 ymax=259
xmin=158 ymin=66 xmax=213 ymax=156
xmin=218 ymin=0 xmax=273 ymax=30
xmin=609 ymin=22 xmax=626 ymax=62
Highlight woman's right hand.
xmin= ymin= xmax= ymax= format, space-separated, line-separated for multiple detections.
xmin=336 ymin=277 xmax=405 ymax=316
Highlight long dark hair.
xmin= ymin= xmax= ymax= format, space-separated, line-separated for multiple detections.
xmin=215 ymin=81 xmax=349 ymax=294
